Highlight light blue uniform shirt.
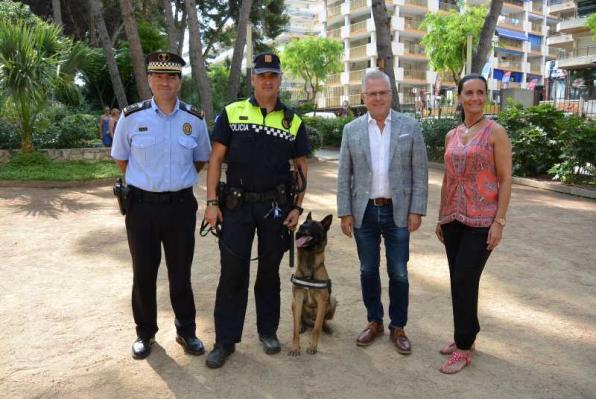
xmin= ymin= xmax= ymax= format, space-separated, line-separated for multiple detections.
xmin=111 ymin=98 xmax=211 ymax=192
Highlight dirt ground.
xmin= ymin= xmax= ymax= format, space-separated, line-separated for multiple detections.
xmin=1 ymin=160 xmax=595 ymax=399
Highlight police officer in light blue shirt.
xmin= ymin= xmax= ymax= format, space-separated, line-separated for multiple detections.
xmin=111 ymin=51 xmax=211 ymax=360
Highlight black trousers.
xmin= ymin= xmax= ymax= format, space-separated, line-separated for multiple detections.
xmin=214 ymin=201 xmax=289 ymax=345
xmin=125 ymin=188 xmax=198 ymax=339
xmin=441 ymin=221 xmax=492 ymax=350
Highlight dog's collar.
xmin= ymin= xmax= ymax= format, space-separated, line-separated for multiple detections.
xmin=290 ymin=274 xmax=332 ymax=294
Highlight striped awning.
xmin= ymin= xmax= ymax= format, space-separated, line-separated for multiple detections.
xmin=496 ymin=28 xmax=528 ymax=41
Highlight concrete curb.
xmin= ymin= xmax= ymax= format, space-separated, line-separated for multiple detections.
xmin=0 ymin=178 xmax=114 ymax=189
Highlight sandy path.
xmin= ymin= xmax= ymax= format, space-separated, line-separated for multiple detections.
xmin=1 ymin=160 xmax=595 ymax=399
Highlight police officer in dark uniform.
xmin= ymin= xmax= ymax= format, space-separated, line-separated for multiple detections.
xmin=203 ymin=53 xmax=310 ymax=368
xmin=111 ymin=52 xmax=211 ymax=359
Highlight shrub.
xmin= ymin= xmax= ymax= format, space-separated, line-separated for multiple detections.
xmin=420 ymin=117 xmax=459 ymax=161
xmin=0 ymin=118 xmax=20 ymax=149
xmin=303 ymin=116 xmax=352 ymax=148
xmin=549 ymin=116 xmax=596 ymax=183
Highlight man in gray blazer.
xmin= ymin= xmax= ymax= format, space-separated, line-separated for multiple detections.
xmin=337 ymin=70 xmax=428 ymax=354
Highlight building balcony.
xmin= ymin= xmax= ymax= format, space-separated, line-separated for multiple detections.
xmin=348 ymin=44 xmax=368 ymax=61
xmin=349 ymin=20 xmax=374 ymax=39
xmin=530 ymin=21 xmax=544 ymax=35
xmin=498 ymin=37 xmax=525 ymax=51
xmin=349 ymin=69 xmax=366 ymax=83
xmin=326 ymin=73 xmax=341 ymax=86
xmin=531 ymin=2 xmax=544 ymax=14
xmin=529 ymin=64 xmax=543 ymax=74
xmin=558 ymin=45 xmax=596 ymax=69
xmin=438 ymin=1 xmax=458 ymax=13
xmin=325 ymin=94 xmax=342 ymax=108
xmin=401 ymin=42 xmax=426 ymax=59
xmin=548 ymin=0 xmax=577 ymax=15
xmin=402 ymin=68 xmax=428 ymax=82
xmin=528 ymin=44 xmax=544 ymax=55
xmin=503 ymin=0 xmax=524 ymax=9
xmin=498 ymin=17 xmax=525 ymax=31
xmin=547 ymin=33 xmax=574 ymax=46
xmin=558 ymin=16 xmax=590 ymax=34
xmin=326 ymin=28 xmax=342 ymax=40
xmin=327 ymin=4 xmax=341 ymax=19
xmin=396 ymin=0 xmax=428 ymax=9
xmin=403 ymin=18 xmax=425 ymax=34
xmin=349 ymin=0 xmax=370 ymax=15
xmin=496 ymin=60 xmax=524 ymax=72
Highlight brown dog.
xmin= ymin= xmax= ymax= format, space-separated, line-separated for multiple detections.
xmin=288 ymin=213 xmax=337 ymax=356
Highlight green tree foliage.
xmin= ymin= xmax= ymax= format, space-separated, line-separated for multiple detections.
xmin=420 ymin=6 xmax=486 ymax=83
xmin=587 ymin=13 xmax=596 ymax=41
xmin=281 ymin=37 xmax=343 ymax=105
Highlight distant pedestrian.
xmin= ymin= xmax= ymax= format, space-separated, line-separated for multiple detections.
xmin=108 ymin=108 xmax=120 ymax=140
xmin=99 ymin=105 xmax=111 ymax=147
xmin=435 ymin=74 xmax=512 ymax=374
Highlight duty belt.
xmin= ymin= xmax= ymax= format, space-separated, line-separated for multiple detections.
xmin=243 ymin=190 xmax=281 ymax=203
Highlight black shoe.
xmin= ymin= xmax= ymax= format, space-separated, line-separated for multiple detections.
xmin=259 ymin=334 xmax=281 ymax=354
xmin=176 ymin=335 xmax=205 ymax=356
xmin=206 ymin=343 xmax=235 ymax=369
xmin=132 ymin=337 xmax=155 ymax=359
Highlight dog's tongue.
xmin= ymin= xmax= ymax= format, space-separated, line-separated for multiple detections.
xmin=295 ymin=236 xmax=312 ymax=248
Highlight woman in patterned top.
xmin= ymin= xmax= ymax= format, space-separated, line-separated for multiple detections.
xmin=435 ymin=74 xmax=512 ymax=374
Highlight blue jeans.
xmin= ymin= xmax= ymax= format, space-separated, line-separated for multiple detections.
xmin=354 ymin=203 xmax=410 ymax=328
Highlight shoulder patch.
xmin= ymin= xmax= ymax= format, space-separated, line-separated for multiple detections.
xmin=123 ymin=100 xmax=151 ymax=117
xmin=180 ymin=102 xmax=204 ymax=120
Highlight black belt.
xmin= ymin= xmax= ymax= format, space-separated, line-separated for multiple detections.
xmin=369 ymin=198 xmax=392 ymax=207
xmin=243 ymin=189 xmax=282 ymax=203
xmin=132 ymin=186 xmax=193 ymax=203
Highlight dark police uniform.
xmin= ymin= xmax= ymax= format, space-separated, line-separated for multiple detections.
xmin=111 ymin=52 xmax=211 ymax=347
xmin=212 ymin=95 xmax=310 ymax=346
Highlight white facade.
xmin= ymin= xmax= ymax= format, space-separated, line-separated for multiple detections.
xmin=321 ymin=0 xmax=558 ymax=108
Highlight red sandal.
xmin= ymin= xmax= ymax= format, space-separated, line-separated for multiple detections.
xmin=439 ymin=350 xmax=472 ymax=374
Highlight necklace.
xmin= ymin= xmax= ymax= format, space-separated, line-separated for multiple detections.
xmin=463 ymin=116 xmax=485 ymax=135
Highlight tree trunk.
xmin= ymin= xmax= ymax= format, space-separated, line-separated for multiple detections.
xmin=162 ymin=0 xmax=178 ymax=53
xmin=52 ymin=0 xmax=62 ymax=25
xmin=120 ymin=0 xmax=152 ymax=100
xmin=176 ymin=6 xmax=187 ymax=56
xmin=471 ymin=0 xmax=503 ymax=74
xmin=87 ymin=0 xmax=128 ymax=108
xmin=227 ymin=0 xmax=253 ymax=102
xmin=371 ymin=0 xmax=400 ymax=111
xmin=185 ymin=0 xmax=214 ymax=121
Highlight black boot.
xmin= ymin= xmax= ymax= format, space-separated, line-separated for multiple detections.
xmin=132 ymin=337 xmax=155 ymax=359
xmin=206 ymin=343 xmax=236 ymax=369
xmin=176 ymin=335 xmax=205 ymax=356
xmin=259 ymin=334 xmax=281 ymax=354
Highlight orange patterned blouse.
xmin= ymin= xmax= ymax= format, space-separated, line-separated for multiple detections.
xmin=439 ymin=121 xmax=498 ymax=228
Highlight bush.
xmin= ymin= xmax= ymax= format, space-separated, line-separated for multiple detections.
xmin=420 ymin=117 xmax=458 ymax=161
xmin=303 ymin=116 xmax=352 ymax=148
xmin=0 ymin=118 xmax=20 ymax=149
xmin=498 ymin=103 xmax=596 ymax=182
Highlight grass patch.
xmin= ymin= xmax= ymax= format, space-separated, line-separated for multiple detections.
xmin=0 ymin=154 xmax=120 ymax=181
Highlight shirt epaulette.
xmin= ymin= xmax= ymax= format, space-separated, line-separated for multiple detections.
xmin=123 ymin=100 xmax=151 ymax=117
xmin=180 ymin=102 xmax=204 ymax=120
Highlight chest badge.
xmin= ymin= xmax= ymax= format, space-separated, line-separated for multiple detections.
xmin=282 ymin=119 xmax=291 ymax=129
xmin=183 ymin=122 xmax=192 ymax=135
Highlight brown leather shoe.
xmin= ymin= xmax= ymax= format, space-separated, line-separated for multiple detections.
xmin=389 ymin=327 xmax=412 ymax=355
xmin=356 ymin=321 xmax=384 ymax=346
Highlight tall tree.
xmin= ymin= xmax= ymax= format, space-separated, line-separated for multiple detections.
xmin=281 ymin=37 xmax=343 ymax=105
xmin=185 ymin=0 xmax=213 ymax=121
xmin=120 ymin=0 xmax=152 ymax=99
xmin=87 ymin=0 xmax=128 ymax=108
xmin=162 ymin=0 xmax=178 ymax=52
xmin=471 ymin=0 xmax=503 ymax=74
xmin=421 ymin=6 xmax=486 ymax=84
xmin=51 ymin=0 xmax=62 ymax=25
xmin=371 ymin=0 xmax=399 ymax=111
xmin=227 ymin=0 xmax=253 ymax=101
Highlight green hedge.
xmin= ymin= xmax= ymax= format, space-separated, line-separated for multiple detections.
xmin=420 ymin=117 xmax=459 ymax=161
xmin=303 ymin=116 xmax=352 ymax=149
xmin=497 ymin=103 xmax=596 ymax=182
xmin=0 ymin=105 xmax=99 ymax=150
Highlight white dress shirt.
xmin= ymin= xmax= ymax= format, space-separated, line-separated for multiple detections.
xmin=367 ymin=112 xmax=392 ymax=199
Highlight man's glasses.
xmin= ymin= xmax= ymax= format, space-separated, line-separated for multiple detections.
xmin=363 ymin=90 xmax=390 ymax=98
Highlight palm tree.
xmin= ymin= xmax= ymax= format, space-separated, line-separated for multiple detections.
xmin=185 ymin=0 xmax=214 ymax=121
xmin=120 ymin=0 xmax=152 ymax=99
xmin=227 ymin=0 xmax=253 ymax=102
xmin=52 ymin=0 xmax=62 ymax=25
xmin=0 ymin=20 xmax=62 ymax=151
xmin=371 ymin=0 xmax=400 ymax=111
xmin=87 ymin=0 xmax=128 ymax=108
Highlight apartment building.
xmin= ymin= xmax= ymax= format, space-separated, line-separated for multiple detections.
xmin=546 ymin=0 xmax=595 ymax=100
xmin=321 ymin=0 xmax=558 ymax=108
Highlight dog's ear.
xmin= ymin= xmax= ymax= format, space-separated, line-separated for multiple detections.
xmin=306 ymin=212 xmax=312 ymax=221
xmin=320 ymin=215 xmax=333 ymax=231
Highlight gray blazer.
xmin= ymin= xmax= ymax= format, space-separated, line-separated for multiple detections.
xmin=336 ymin=110 xmax=428 ymax=228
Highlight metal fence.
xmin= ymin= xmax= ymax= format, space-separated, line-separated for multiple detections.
xmin=540 ymin=99 xmax=596 ymax=118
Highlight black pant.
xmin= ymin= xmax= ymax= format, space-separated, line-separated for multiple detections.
xmin=214 ymin=201 xmax=289 ymax=345
xmin=125 ymin=188 xmax=198 ymax=339
xmin=441 ymin=221 xmax=492 ymax=350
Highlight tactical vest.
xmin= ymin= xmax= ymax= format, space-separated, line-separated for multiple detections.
xmin=224 ymin=98 xmax=303 ymax=192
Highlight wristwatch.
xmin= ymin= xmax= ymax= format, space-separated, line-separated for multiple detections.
xmin=291 ymin=205 xmax=304 ymax=215
xmin=494 ymin=217 xmax=506 ymax=227
xmin=206 ymin=199 xmax=219 ymax=207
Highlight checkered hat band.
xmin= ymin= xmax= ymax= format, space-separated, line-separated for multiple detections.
xmin=147 ymin=61 xmax=182 ymax=72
